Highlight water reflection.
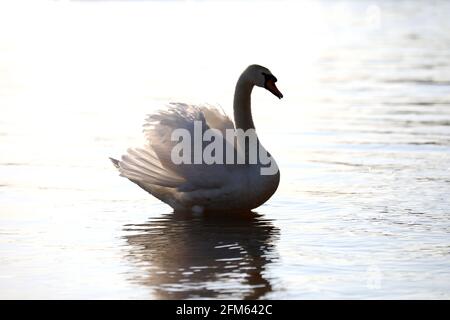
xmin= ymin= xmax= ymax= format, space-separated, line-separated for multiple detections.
xmin=123 ymin=211 xmax=279 ymax=299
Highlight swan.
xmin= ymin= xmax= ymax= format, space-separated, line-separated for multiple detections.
xmin=111 ymin=64 xmax=283 ymax=213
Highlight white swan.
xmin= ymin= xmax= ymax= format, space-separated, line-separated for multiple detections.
xmin=111 ymin=65 xmax=283 ymax=213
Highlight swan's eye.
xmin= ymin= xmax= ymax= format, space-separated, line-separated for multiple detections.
xmin=262 ymin=72 xmax=277 ymax=83
xmin=262 ymin=72 xmax=278 ymax=90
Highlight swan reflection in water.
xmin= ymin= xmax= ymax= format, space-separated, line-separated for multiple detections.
xmin=123 ymin=211 xmax=279 ymax=299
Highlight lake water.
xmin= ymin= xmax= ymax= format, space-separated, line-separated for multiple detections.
xmin=0 ymin=0 xmax=449 ymax=299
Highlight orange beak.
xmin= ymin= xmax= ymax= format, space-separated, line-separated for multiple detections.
xmin=265 ymin=79 xmax=283 ymax=99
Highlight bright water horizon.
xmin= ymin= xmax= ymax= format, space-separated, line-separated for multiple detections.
xmin=0 ymin=0 xmax=449 ymax=299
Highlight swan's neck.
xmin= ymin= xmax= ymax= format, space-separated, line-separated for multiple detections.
xmin=233 ymin=74 xmax=255 ymax=131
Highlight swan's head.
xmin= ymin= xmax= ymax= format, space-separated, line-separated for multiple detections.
xmin=244 ymin=64 xmax=283 ymax=99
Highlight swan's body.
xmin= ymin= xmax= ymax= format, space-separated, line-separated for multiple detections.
xmin=111 ymin=65 xmax=283 ymax=213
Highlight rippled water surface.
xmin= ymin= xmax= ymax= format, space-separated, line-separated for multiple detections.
xmin=1 ymin=1 xmax=449 ymax=299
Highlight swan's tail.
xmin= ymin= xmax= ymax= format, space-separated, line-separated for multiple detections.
xmin=109 ymin=157 xmax=120 ymax=169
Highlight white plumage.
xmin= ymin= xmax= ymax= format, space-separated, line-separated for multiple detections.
xmin=111 ymin=65 xmax=282 ymax=213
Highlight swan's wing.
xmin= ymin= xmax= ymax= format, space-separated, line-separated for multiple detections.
xmin=115 ymin=147 xmax=185 ymax=188
xmin=198 ymin=104 xmax=235 ymax=135
xmin=143 ymin=103 xmax=233 ymax=189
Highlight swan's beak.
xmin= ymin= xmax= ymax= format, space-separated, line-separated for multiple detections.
xmin=265 ymin=79 xmax=283 ymax=99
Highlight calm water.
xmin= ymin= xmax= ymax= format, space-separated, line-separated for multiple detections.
xmin=0 ymin=1 xmax=449 ymax=299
